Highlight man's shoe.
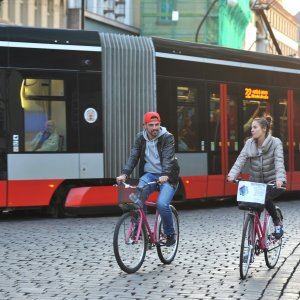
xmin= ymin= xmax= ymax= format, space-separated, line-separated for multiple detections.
xmin=166 ymin=233 xmax=176 ymax=247
xmin=273 ymin=225 xmax=283 ymax=239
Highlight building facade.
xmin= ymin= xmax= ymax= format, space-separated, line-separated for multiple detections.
xmin=0 ymin=0 xmax=66 ymax=28
xmin=245 ymin=0 xmax=299 ymax=56
xmin=267 ymin=0 xmax=299 ymax=56
xmin=82 ymin=0 xmax=139 ymax=34
xmin=140 ymin=0 xmax=252 ymax=49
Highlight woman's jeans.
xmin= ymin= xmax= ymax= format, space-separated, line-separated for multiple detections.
xmin=265 ymin=186 xmax=284 ymax=225
xmin=137 ymin=173 xmax=177 ymax=236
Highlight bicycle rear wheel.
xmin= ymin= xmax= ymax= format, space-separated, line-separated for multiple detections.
xmin=156 ymin=205 xmax=179 ymax=264
xmin=240 ymin=213 xmax=255 ymax=279
xmin=264 ymin=207 xmax=282 ymax=268
xmin=113 ymin=211 xmax=148 ymax=273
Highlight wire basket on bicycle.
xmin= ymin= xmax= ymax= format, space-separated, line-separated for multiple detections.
xmin=237 ymin=181 xmax=268 ymax=211
xmin=117 ymin=179 xmax=142 ymax=210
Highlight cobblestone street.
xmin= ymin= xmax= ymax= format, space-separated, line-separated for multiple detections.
xmin=0 ymin=199 xmax=299 ymax=300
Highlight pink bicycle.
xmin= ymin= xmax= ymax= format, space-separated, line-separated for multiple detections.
xmin=236 ymin=180 xmax=284 ymax=279
xmin=113 ymin=181 xmax=179 ymax=274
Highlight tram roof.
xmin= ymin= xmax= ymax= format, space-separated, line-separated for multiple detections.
xmin=152 ymin=37 xmax=300 ymax=71
xmin=1 ymin=25 xmax=300 ymax=72
xmin=0 ymin=25 xmax=100 ymax=47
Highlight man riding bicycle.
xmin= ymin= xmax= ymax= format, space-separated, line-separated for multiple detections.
xmin=116 ymin=112 xmax=180 ymax=246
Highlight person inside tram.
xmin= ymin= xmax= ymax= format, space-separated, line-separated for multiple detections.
xmin=29 ymin=120 xmax=59 ymax=152
xmin=178 ymin=117 xmax=196 ymax=152
xmin=227 ymin=115 xmax=286 ymax=239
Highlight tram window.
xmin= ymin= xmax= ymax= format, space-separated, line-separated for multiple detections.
xmin=273 ymin=93 xmax=289 ymax=171
xmin=158 ymin=0 xmax=175 ymax=23
xmin=21 ymin=79 xmax=67 ymax=152
xmin=227 ymin=97 xmax=238 ymax=150
xmin=209 ymin=93 xmax=220 ymax=149
xmin=0 ymin=101 xmax=6 ymax=134
xmin=227 ymin=95 xmax=239 ymax=169
xmin=177 ymin=86 xmax=197 ymax=152
xmin=177 ymin=86 xmax=196 ymax=102
xmin=208 ymin=90 xmax=221 ymax=174
xmin=277 ymin=98 xmax=288 ymax=149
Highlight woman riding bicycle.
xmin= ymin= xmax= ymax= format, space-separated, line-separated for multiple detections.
xmin=227 ymin=115 xmax=286 ymax=239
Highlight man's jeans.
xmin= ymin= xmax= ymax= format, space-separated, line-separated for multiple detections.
xmin=137 ymin=173 xmax=177 ymax=236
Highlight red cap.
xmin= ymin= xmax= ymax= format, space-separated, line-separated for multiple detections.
xmin=143 ymin=112 xmax=161 ymax=124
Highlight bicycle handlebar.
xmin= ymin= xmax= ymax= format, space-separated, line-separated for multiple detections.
xmin=115 ymin=180 xmax=159 ymax=189
xmin=230 ymin=179 xmax=286 ymax=190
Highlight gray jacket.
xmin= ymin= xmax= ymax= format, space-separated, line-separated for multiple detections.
xmin=228 ymin=134 xmax=286 ymax=183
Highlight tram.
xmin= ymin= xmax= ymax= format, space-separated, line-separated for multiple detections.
xmin=0 ymin=25 xmax=299 ymax=216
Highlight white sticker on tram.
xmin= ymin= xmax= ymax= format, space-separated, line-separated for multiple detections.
xmin=156 ymin=52 xmax=300 ymax=75
xmin=7 ymin=153 xmax=104 ymax=180
xmin=0 ymin=41 xmax=102 ymax=52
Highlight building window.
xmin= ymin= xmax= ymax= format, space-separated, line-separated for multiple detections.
xmin=48 ymin=0 xmax=54 ymax=28
xmin=158 ymin=0 xmax=175 ymax=23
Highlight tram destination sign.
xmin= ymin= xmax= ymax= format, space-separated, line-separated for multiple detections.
xmin=245 ymin=88 xmax=269 ymax=100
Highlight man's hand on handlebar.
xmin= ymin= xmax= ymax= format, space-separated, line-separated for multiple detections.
xmin=158 ymin=175 xmax=169 ymax=183
xmin=116 ymin=174 xmax=127 ymax=183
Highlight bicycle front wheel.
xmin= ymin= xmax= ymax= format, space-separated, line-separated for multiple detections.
xmin=264 ymin=207 xmax=282 ymax=269
xmin=156 ymin=205 xmax=179 ymax=264
xmin=240 ymin=213 xmax=255 ymax=280
xmin=113 ymin=211 xmax=148 ymax=274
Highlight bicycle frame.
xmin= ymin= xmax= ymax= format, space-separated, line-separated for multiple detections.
xmin=114 ymin=180 xmax=180 ymax=273
xmin=253 ymin=209 xmax=269 ymax=250
xmin=131 ymin=201 xmax=159 ymax=244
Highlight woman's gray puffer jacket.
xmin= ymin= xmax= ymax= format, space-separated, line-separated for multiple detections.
xmin=228 ymin=134 xmax=286 ymax=183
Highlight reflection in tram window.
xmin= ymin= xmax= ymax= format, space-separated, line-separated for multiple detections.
xmin=276 ymin=97 xmax=289 ymax=171
xmin=278 ymin=99 xmax=288 ymax=149
xmin=177 ymin=86 xmax=197 ymax=152
xmin=242 ymin=99 xmax=267 ymax=140
xmin=209 ymin=91 xmax=221 ymax=174
xmin=177 ymin=86 xmax=196 ymax=102
xmin=209 ymin=93 xmax=220 ymax=149
xmin=227 ymin=96 xmax=239 ymax=169
xmin=177 ymin=106 xmax=196 ymax=152
xmin=21 ymin=79 xmax=67 ymax=152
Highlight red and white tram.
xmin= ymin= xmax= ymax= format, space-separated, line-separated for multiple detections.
xmin=0 ymin=26 xmax=299 ymax=216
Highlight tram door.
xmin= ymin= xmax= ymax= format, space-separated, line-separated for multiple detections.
xmin=77 ymin=73 xmax=103 ymax=179
xmin=208 ymin=83 xmax=244 ymax=197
